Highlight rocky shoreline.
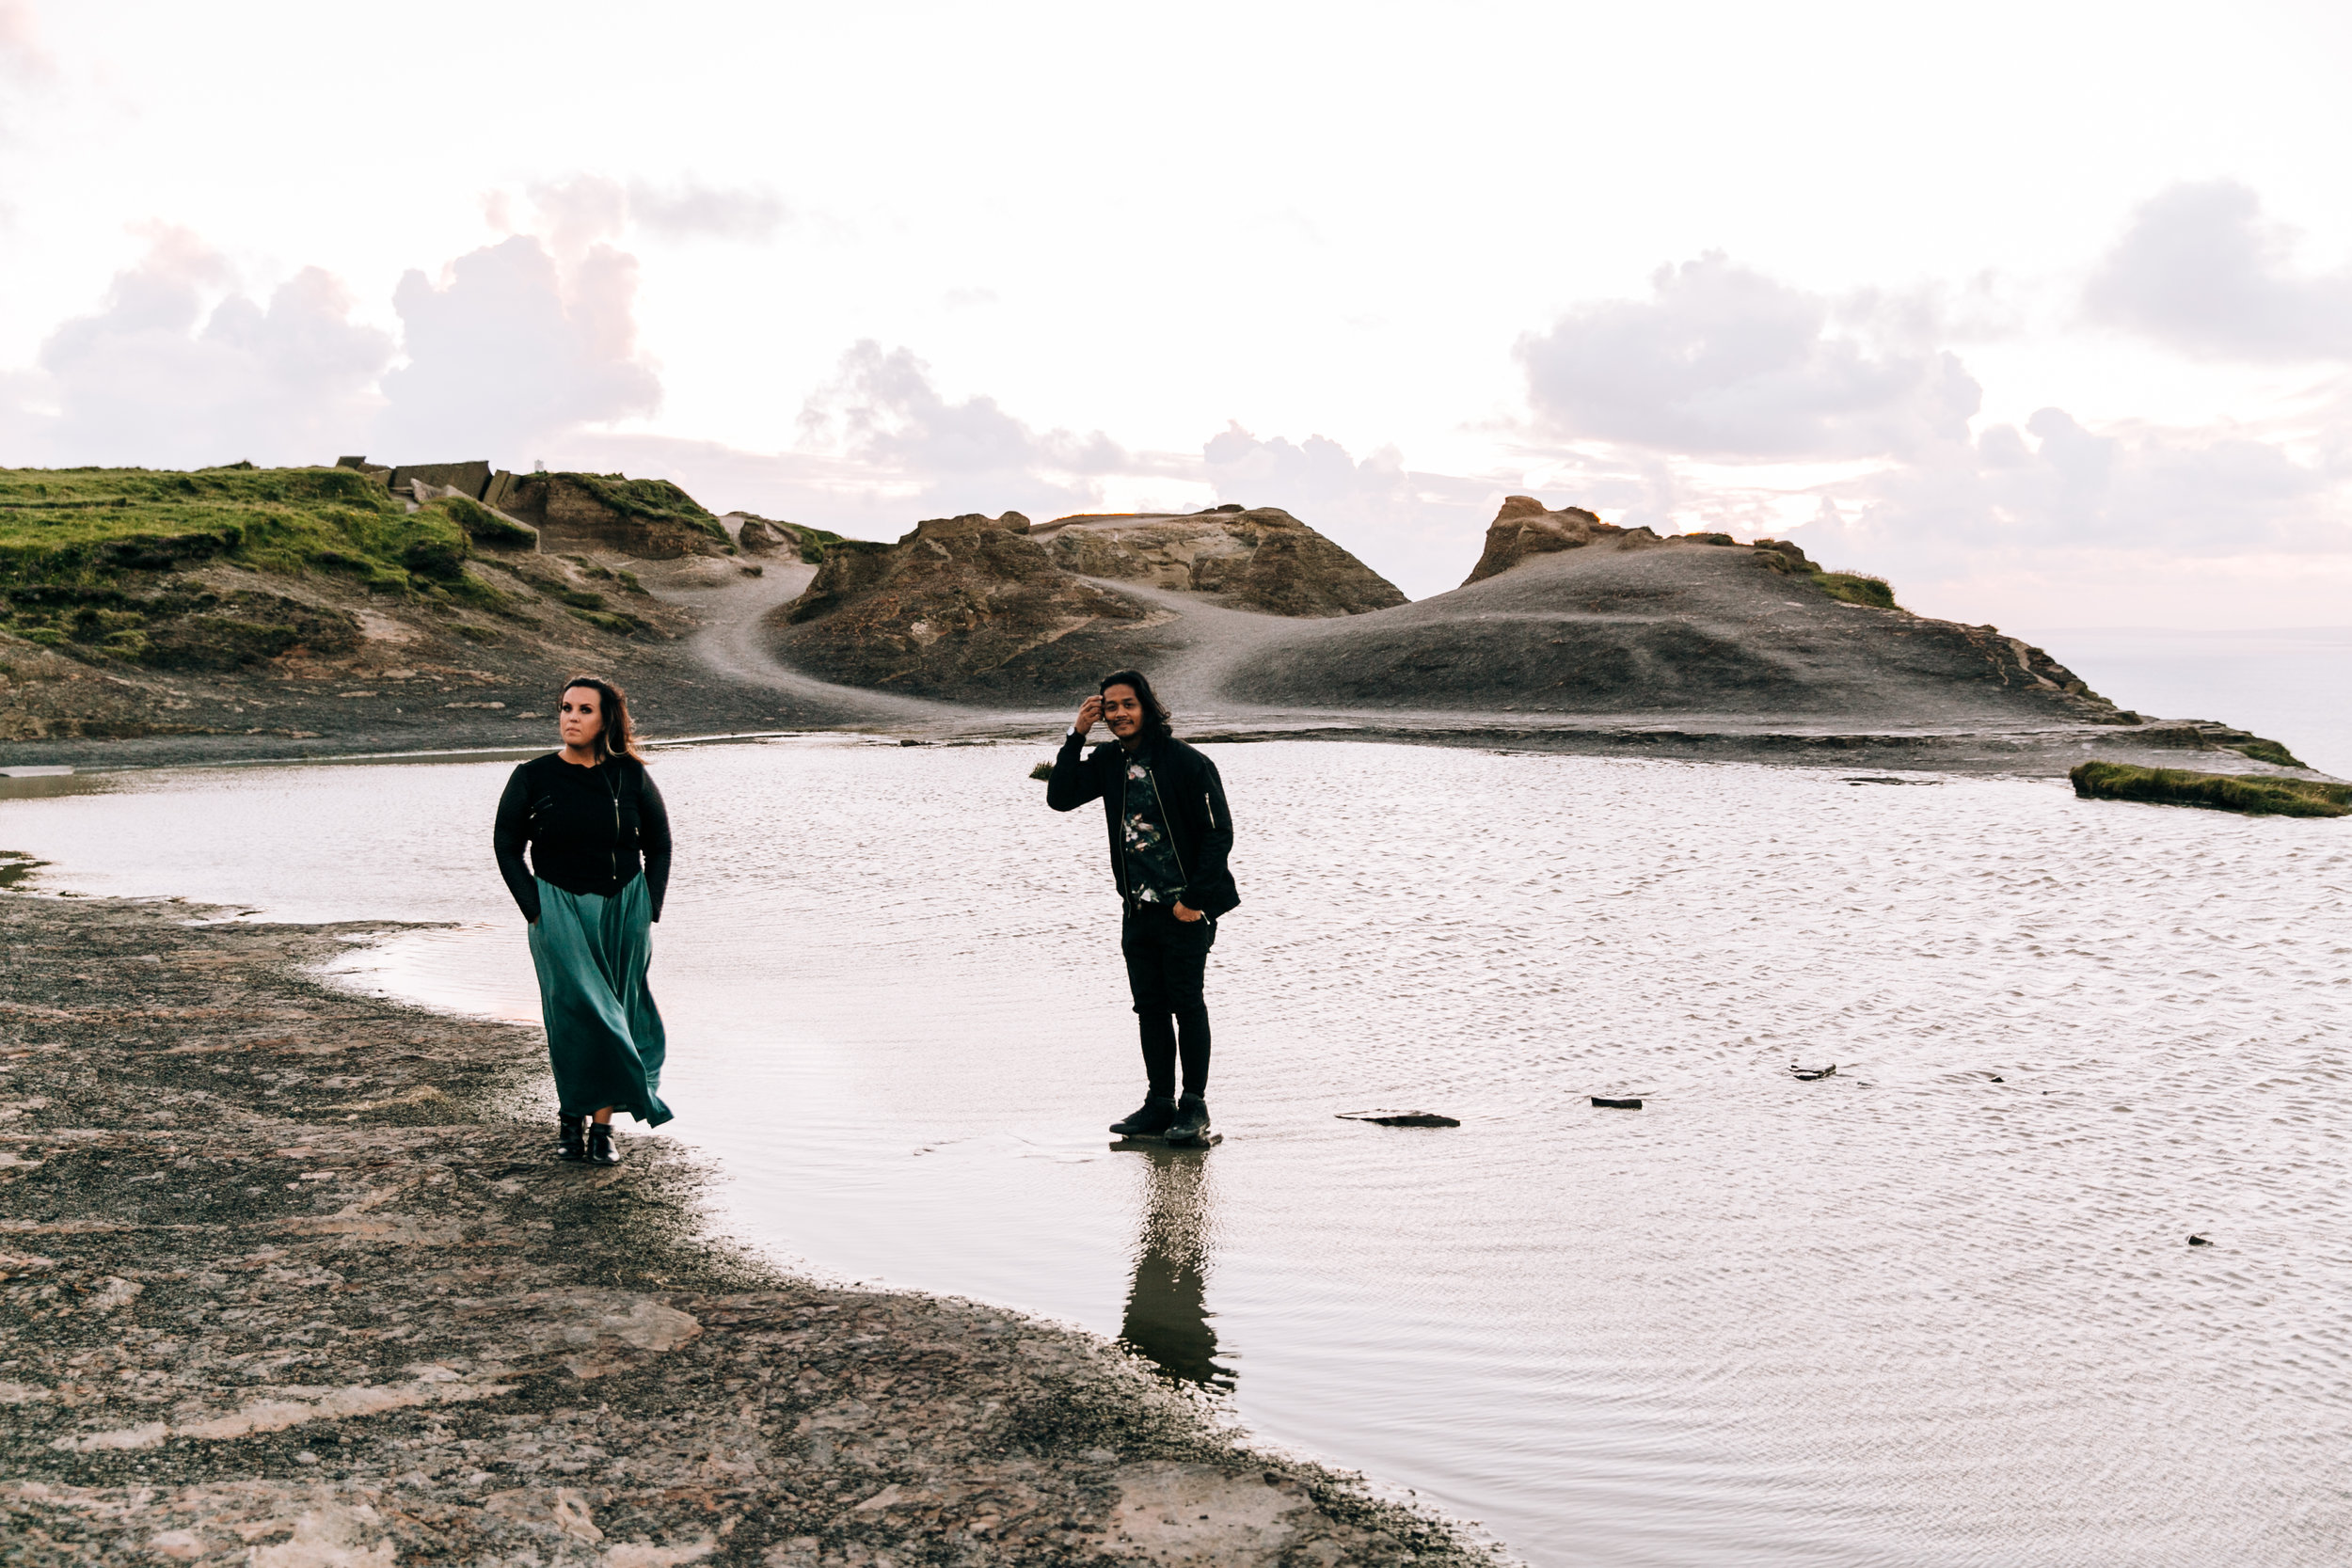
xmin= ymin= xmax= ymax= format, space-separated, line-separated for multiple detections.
xmin=0 ymin=893 xmax=1495 ymax=1568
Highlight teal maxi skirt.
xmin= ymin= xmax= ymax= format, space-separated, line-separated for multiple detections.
xmin=527 ymin=875 xmax=673 ymax=1126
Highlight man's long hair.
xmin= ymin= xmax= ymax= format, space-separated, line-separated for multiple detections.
xmin=561 ymin=674 xmax=646 ymax=763
xmin=1099 ymin=668 xmax=1172 ymax=744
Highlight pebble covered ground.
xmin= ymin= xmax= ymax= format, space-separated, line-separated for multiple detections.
xmin=0 ymin=895 xmax=1492 ymax=1568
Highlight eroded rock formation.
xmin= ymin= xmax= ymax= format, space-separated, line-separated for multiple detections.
xmin=1226 ymin=515 xmax=2137 ymax=730
xmin=1461 ymin=497 xmax=1666 ymax=584
xmin=778 ymin=511 xmax=1152 ymax=696
xmin=1036 ymin=506 xmax=1406 ymax=616
xmin=774 ymin=505 xmax=1406 ymax=698
xmin=494 ymin=473 xmax=733 ymax=560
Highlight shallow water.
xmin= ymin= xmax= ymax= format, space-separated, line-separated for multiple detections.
xmin=6 ymin=739 xmax=2350 ymax=1566
xmin=2017 ymin=624 xmax=2352 ymax=780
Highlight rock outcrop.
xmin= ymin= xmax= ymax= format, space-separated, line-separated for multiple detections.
xmin=764 ymin=492 xmax=2153 ymax=728
xmin=1461 ymin=496 xmax=1670 ymax=584
xmin=1035 ymin=506 xmax=1406 ymax=615
xmin=721 ymin=511 xmax=844 ymax=564
xmin=1223 ymin=521 xmax=2133 ymax=729
xmin=493 ymin=473 xmax=733 ymax=560
xmin=776 ymin=511 xmax=1153 ymax=696
xmin=773 ymin=505 xmax=1406 ymax=698
xmin=734 ymin=515 xmax=796 ymax=554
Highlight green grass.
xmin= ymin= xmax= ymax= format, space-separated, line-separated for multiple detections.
xmin=794 ymin=523 xmax=849 ymax=564
xmin=1814 ymin=570 xmax=1900 ymax=610
xmin=559 ymin=473 xmax=732 ymax=547
xmin=0 ymin=465 xmax=516 ymax=664
xmin=2071 ymin=761 xmax=2351 ymax=817
xmin=437 ymin=493 xmax=538 ymax=549
xmin=566 ymin=606 xmax=650 ymax=636
xmin=2229 ymin=737 xmax=2306 ymax=768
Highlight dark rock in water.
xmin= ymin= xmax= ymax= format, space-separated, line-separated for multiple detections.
xmin=1789 ymin=1064 xmax=1836 ymax=1081
xmin=1335 ymin=1110 xmax=1461 ymax=1127
xmin=2188 ymin=1233 xmax=2214 ymax=1246
xmin=1591 ymin=1096 xmax=1644 ymax=1110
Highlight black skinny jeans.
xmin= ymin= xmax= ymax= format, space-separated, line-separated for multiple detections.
xmin=1121 ymin=903 xmax=1216 ymax=1099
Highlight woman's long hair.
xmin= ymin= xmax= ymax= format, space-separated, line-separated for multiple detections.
xmin=561 ymin=674 xmax=646 ymax=764
xmin=1099 ymin=668 xmax=1172 ymax=743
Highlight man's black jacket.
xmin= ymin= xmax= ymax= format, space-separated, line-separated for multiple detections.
xmin=1047 ymin=729 xmax=1240 ymax=917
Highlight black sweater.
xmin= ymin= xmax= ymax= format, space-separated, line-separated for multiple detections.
xmin=493 ymin=752 xmax=672 ymax=924
xmin=1046 ymin=730 xmax=1240 ymax=917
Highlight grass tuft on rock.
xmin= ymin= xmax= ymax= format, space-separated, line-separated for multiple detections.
xmin=2229 ymin=736 xmax=2306 ymax=768
xmin=1815 ymin=570 xmax=1900 ymax=610
xmin=794 ymin=522 xmax=849 ymax=563
xmin=2071 ymin=760 xmax=2351 ymax=817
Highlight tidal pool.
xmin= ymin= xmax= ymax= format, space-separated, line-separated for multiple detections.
xmin=6 ymin=738 xmax=2348 ymax=1566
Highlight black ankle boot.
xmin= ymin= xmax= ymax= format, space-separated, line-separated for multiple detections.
xmin=1110 ymin=1096 xmax=1179 ymax=1136
xmin=558 ymin=1115 xmax=587 ymax=1162
xmin=586 ymin=1123 xmax=620 ymax=1166
xmin=1164 ymin=1094 xmax=1211 ymax=1146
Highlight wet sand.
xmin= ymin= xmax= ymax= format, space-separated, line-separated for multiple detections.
xmin=0 ymin=893 xmax=1490 ymax=1568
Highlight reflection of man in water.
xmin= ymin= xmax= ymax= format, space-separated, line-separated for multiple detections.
xmin=1046 ymin=669 xmax=1240 ymax=1146
xmin=1118 ymin=1146 xmax=1232 ymax=1389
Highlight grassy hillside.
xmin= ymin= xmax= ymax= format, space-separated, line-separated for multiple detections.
xmin=0 ymin=465 xmax=514 ymax=666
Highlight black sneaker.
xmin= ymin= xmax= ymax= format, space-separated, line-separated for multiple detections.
xmin=1110 ymin=1097 xmax=1179 ymax=1136
xmin=1164 ymin=1094 xmax=1211 ymax=1146
xmin=586 ymin=1123 xmax=621 ymax=1166
xmin=558 ymin=1115 xmax=586 ymax=1162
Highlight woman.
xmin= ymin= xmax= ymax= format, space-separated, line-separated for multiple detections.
xmin=492 ymin=675 xmax=674 ymax=1165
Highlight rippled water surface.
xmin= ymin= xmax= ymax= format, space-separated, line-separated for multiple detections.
xmin=6 ymin=739 xmax=2350 ymax=1567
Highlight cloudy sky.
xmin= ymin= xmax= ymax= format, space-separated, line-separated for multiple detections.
xmin=3 ymin=0 xmax=2349 ymax=625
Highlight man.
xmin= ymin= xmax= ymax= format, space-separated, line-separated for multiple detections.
xmin=1047 ymin=669 xmax=1240 ymax=1146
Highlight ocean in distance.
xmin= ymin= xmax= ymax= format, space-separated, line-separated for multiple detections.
xmin=4 ymin=736 xmax=2347 ymax=1567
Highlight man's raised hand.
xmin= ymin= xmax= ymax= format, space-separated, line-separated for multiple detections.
xmin=1072 ymin=695 xmax=1103 ymax=736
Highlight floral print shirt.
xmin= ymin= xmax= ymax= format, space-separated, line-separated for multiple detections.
xmin=1121 ymin=756 xmax=1187 ymax=906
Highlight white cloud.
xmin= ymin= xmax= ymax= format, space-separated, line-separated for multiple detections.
xmin=4 ymin=228 xmax=391 ymax=467
xmin=0 ymin=0 xmax=50 ymax=83
xmin=515 ymin=174 xmax=787 ymax=257
xmin=377 ymin=234 xmax=660 ymax=462
xmin=2085 ymin=180 xmax=2352 ymax=362
xmin=628 ymin=179 xmax=787 ymax=242
xmin=1516 ymin=253 xmax=1983 ymax=462
xmin=791 ymin=340 xmax=1138 ymax=518
xmin=1500 ymin=238 xmax=2352 ymax=626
